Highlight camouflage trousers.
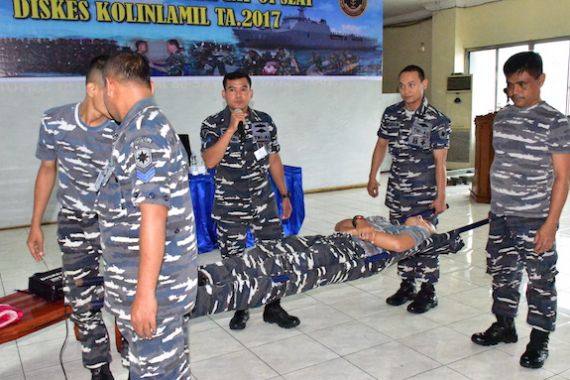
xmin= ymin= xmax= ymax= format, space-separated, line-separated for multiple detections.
xmin=57 ymin=209 xmax=111 ymax=369
xmin=486 ymin=213 xmax=558 ymax=332
xmin=116 ymin=313 xmax=190 ymax=380
xmin=390 ymin=211 xmax=440 ymax=284
xmin=216 ymin=214 xmax=283 ymax=259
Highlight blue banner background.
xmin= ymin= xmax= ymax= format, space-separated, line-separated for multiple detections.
xmin=0 ymin=0 xmax=382 ymax=77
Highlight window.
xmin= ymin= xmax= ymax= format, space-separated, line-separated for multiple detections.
xmin=468 ymin=39 xmax=570 ymax=116
xmin=534 ymin=40 xmax=570 ymax=114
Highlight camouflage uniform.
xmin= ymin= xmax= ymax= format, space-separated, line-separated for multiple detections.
xmin=95 ymin=98 xmax=198 ymax=379
xmin=166 ymin=51 xmax=186 ymax=76
xmin=488 ymin=101 xmax=570 ymax=332
xmin=35 ymin=103 xmax=117 ymax=369
xmin=193 ymin=216 xmax=455 ymax=317
xmin=378 ymin=97 xmax=450 ymax=284
xmin=200 ymin=107 xmax=283 ymax=259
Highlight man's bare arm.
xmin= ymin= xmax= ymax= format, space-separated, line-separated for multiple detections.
xmin=367 ymin=138 xmax=388 ymax=198
xmin=27 ymin=160 xmax=57 ymax=261
xmin=534 ymin=153 xmax=570 ymax=253
xmin=336 ymin=217 xmax=417 ymax=253
xmin=202 ymin=129 xmax=234 ymax=169
xmin=269 ymin=152 xmax=292 ymax=219
xmin=432 ymin=148 xmax=448 ymax=214
xmin=131 ymin=203 xmax=167 ymax=339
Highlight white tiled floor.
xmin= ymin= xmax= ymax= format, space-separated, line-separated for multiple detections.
xmin=2 ymin=183 xmax=570 ymax=379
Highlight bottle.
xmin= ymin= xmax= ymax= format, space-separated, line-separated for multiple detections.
xmin=190 ymin=154 xmax=199 ymax=175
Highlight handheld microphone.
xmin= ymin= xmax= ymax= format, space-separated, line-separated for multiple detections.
xmin=237 ymin=120 xmax=246 ymax=141
xmin=235 ymin=108 xmax=246 ymax=141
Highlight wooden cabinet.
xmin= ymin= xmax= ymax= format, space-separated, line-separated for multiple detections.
xmin=470 ymin=112 xmax=496 ymax=203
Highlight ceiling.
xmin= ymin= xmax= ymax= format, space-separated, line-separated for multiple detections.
xmin=383 ymin=0 xmax=502 ymax=26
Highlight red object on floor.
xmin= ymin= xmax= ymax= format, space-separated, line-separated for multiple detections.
xmin=0 ymin=291 xmax=70 ymax=344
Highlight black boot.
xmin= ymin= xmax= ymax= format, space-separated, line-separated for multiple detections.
xmin=90 ymin=364 xmax=114 ymax=380
xmin=229 ymin=309 xmax=250 ymax=330
xmin=407 ymin=283 xmax=438 ymax=314
xmin=386 ymin=280 xmax=416 ymax=306
xmin=520 ymin=329 xmax=549 ymax=369
xmin=471 ymin=315 xmax=518 ymax=346
xmin=263 ymin=299 xmax=300 ymax=329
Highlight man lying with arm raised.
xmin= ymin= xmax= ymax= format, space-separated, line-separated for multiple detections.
xmin=192 ymin=215 xmax=439 ymax=317
xmin=335 ymin=215 xmax=436 ymax=253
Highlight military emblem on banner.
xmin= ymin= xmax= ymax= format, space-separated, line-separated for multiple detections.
xmin=340 ymin=0 xmax=367 ymax=17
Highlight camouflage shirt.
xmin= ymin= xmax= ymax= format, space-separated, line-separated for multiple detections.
xmin=95 ymin=97 xmax=197 ymax=320
xmin=378 ymin=97 xmax=450 ymax=216
xmin=166 ymin=51 xmax=186 ymax=76
xmin=353 ymin=216 xmax=432 ymax=256
xmin=491 ymin=101 xmax=570 ymax=218
xmin=200 ymin=107 xmax=280 ymax=222
xmin=35 ymin=103 xmax=117 ymax=212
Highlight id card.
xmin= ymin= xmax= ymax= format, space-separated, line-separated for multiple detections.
xmin=254 ymin=145 xmax=269 ymax=161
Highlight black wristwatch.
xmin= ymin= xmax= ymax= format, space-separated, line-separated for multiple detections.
xmin=281 ymin=192 xmax=290 ymax=199
xmin=352 ymin=215 xmax=365 ymax=228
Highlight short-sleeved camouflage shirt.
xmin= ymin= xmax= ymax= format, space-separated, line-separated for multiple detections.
xmin=491 ymin=101 xmax=570 ymax=218
xmin=378 ymin=97 xmax=451 ymax=217
xmin=200 ymin=107 xmax=280 ymax=222
xmin=95 ymin=97 xmax=197 ymax=320
xmin=35 ymin=103 xmax=117 ymax=212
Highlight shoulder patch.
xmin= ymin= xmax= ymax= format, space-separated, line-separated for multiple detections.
xmin=135 ymin=147 xmax=153 ymax=170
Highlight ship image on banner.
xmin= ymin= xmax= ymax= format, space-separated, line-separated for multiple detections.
xmin=233 ymin=8 xmax=378 ymax=51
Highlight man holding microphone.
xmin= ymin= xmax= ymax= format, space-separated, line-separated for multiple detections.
xmin=200 ymin=71 xmax=300 ymax=330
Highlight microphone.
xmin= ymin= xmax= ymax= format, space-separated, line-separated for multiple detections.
xmin=235 ymin=108 xmax=246 ymax=142
xmin=237 ymin=120 xmax=246 ymax=142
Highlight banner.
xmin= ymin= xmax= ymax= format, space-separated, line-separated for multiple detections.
xmin=0 ymin=0 xmax=383 ymax=77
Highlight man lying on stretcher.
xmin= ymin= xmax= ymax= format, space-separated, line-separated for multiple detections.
xmin=334 ymin=215 xmax=437 ymax=253
xmin=192 ymin=214 xmax=441 ymax=317
xmin=192 ymin=215 xmax=450 ymax=318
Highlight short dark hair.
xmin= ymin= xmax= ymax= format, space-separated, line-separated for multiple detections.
xmin=167 ymin=39 xmax=181 ymax=50
xmin=399 ymin=65 xmax=426 ymax=81
xmin=223 ymin=71 xmax=252 ymax=89
xmin=85 ymin=55 xmax=108 ymax=85
xmin=135 ymin=40 xmax=147 ymax=50
xmin=503 ymin=51 xmax=543 ymax=79
xmin=103 ymin=52 xmax=151 ymax=88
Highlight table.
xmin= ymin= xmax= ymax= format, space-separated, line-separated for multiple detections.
xmin=189 ymin=165 xmax=305 ymax=253
xmin=0 ymin=291 xmax=70 ymax=344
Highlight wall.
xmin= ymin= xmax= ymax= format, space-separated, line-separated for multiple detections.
xmin=430 ymin=0 xmax=570 ymax=113
xmin=0 ymin=78 xmax=399 ymax=228
xmin=383 ymin=0 xmax=570 ymax=113
xmin=382 ymin=19 xmax=432 ymax=97
xmin=382 ymin=0 xmax=570 ymax=168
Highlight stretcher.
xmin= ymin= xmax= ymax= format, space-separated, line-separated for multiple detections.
xmin=191 ymin=218 xmax=489 ymax=317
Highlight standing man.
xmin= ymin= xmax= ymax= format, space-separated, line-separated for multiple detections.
xmin=151 ymin=39 xmax=186 ymax=76
xmin=26 ymin=56 xmax=116 ymax=380
xmin=200 ymin=71 xmax=300 ymax=330
xmin=471 ymin=51 xmax=570 ymax=369
xmin=367 ymin=65 xmax=450 ymax=314
xmin=97 ymin=52 xmax=197 ymax=379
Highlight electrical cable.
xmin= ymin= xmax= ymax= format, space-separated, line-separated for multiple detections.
xmin=59 ymin=308 xmax=71 ymax=380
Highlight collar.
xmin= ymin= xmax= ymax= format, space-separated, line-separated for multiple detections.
xmin=513 ymin=100 xmax=544 ymax=112
xmin=121 ymin=97 xmax=158 ymax=128
xmin=398 ymin=97 xmax=429 ymax=117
